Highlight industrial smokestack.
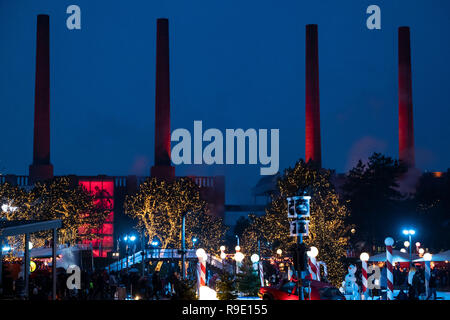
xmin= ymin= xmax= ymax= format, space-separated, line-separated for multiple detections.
xmin=398 ymin=26 xmax=415 ymax=168
xmin=151 ymin=18 xmax=175 ymax=179
xmin=29 ymin=14 xmax=53 ymax=184
xmin=305 ymin=24 xmax=322 ymax=167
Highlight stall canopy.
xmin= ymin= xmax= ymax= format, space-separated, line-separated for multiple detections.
xmin=368 ymin=250 xmax=419 ymax=263
xmin=0 ymin=219 xmax=62 ymax=300
xmin=413 ymin=250 xmax=450 ymax=262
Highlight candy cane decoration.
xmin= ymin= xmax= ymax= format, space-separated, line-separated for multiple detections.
xmin=196 ymin=249 xmax=207 ymax=295
xmin=199 ymin=259 xmax=206 ymax=286
xmin=385 ymin=237 xmax=394 ymax=300
xmin=258 ymin=261 xmax=265 ymax=287
xmin=360 ymin=253 xmax=369 ymax=300
xmin=308 ymin=257 xmax=319 ymax=280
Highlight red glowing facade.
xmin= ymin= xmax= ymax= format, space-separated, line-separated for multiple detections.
xmin=79 ymin=179 xmax=115 ymax=258
xmin=305 ymin=24 xmax=322 ymax=167
xmin=398 ymin=26 xmax=415 ymax=168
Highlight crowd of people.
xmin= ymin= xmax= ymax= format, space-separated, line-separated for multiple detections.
xmin=352 ymin=264 xmax=449 ymax=300
xmin=1 ymin=266 xmax=192 ymax=300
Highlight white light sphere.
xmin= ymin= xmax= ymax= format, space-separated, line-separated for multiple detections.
xmin=220 ymin=245 xmax=226 ymax=251
xmin=307 ymin=246 xmax=319 ymax=258
xmin=423 ymin=253 xmax=432 ymax=261
xmin=384 ymin=237 xmax=394 ymax=246
xmin=235 ymin=252 xmax=245 ymax=262
xmin=235 ymin=245 xmax=241 ymax=252
xmin=276 ymin=249 xmax=282 ymax=256
xmin=415 ymin=242 xmax=421 ymax=247
xmin=404 ymin=241 xmax=410 ymax=248
xmin=360 ymin=252 xmax=369 ymax=262
xmin=251 ymin=254 xmax=260 ymax=263
xmin=419 ymin=248 xmax=425 ymax=255
xmin=199 ymin=286 xmax=218 ymax=300
xmin=400 ymin=248 xmax=407 ymax=253
xmin=196 ymin=248 xmax=207 ymax=260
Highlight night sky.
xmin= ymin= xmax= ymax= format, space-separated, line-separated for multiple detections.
xmin=1 ymin=0 xmax=449 ymax=204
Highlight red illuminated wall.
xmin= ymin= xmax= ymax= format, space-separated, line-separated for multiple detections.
xmin=79 ymin=179 xmax=114 ymax=258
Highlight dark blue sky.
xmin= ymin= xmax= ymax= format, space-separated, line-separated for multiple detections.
xmin=1 ymin=0 xmax=449 ymax=204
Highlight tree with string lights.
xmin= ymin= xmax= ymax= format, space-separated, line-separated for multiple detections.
xmin=124 ymin=177 xmax=226 ymax=254
xmin=241 ymin=160 xmax=351 ymax=286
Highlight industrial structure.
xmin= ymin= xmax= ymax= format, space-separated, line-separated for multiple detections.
xmin=0 ymin=16 xmax=225 ymax=258
xmin=0 ymin=15 xmax=442 ymax=258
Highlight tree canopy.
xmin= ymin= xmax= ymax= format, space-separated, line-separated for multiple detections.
xmin=124 ymin=177 xmax=226 ymax=254
xmin=241 ymin=160 xmax=350 ymax=286
xmin=342 ymin=153 xmax=407 ymax=247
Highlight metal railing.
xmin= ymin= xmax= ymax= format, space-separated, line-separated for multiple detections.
xmin=106 ymin=248 xmax=233 ymax=273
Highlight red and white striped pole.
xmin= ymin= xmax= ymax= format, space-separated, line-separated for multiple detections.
xmin=308 ymin=257 xmax=318 ymax=280
xmin=258 ymin=261 xmax=265 ymax=287
xmin=360 ymin=252 xmax=369 ymax=300
xmin=385 ymin=237 xmax=394 ymax=300
xmin=307 ymin=246 xmax=320 ymax=281
xmin=196 ymin=249 xmax=207 ymax=295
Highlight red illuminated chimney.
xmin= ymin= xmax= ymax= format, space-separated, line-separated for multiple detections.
xmin=398 ymin=27 xmax=415 ymax=168
xmin=305 ymin=24 xmax=322 ymax=167
xmin=29 ymin=15 xmax=53 ymax=184
xmin=151 ymin=18 xmax=175 ymax=179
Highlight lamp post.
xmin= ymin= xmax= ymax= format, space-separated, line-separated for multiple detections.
xmin=151 ymin=240 xmax=160 ymax=259
xmin=235 ymin=251 xmax=245 ymax=275
xmin=402 ymin=229 xmax=416 ymax=267
xmin=220 ymin=246 xmax=226 ymax=271
xmin=180 ymin=212 xmax=190 ymax=280
xmin=423 ymin=253 xmax=432 ymax=298
xmin=123 ymin=234 xmax=137 ymax=272
xmin=251 ymin=254 xmax=260 ymax=271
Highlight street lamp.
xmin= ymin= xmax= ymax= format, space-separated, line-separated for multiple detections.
xmin=402 ymin=229 xmax=416 ymax=267
xmin=196 ymin=248 xmax=207 ymax=261
xmin=251 ymin=254 xmax=260 ymax=272
xmin=123 ymin=234 xmax=137 ymax=271
xmin=234 ymin=249 xmax=245 ymax=275
xmin=235 ymin=252 xmax=244 ymax=262
xmin=276 ymin=249 xmax=282 ymax=256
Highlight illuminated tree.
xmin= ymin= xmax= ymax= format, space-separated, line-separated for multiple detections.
xmin=0 ymin=182 xmax=32 ymax=220
xmin=241 ymin=160 xmax=351 ymax=286
xmin=124 ymin=177 xmax=226 ymax=254
xmin=0 ymin=177 xmax=111 ymax=246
